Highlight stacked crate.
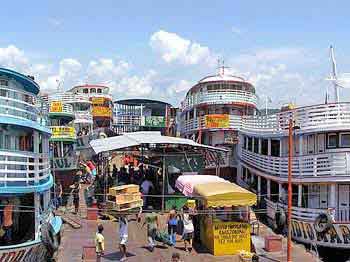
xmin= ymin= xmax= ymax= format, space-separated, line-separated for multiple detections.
xmin=107 ymin=184 xmax=143 ymax=211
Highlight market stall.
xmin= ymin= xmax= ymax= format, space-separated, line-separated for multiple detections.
xmin=89 ymin=132 xmax=227 ymax=211
xmin=175 ymin=175 xmax=257 ymax=256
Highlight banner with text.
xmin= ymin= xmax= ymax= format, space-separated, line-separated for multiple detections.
xmin=91 ymin=97 xmax=105 ymax=105
xmin=205 ymin=114 xmax=230 ymax=128
xmin=213 ymin=221 xmax=250 ymax=255
xmin=51 ymin=126 xmax=76 ymax=139
xmin=92 ymin=106 xmax=112 ymax=117
xmin=142 ymin=116 xmax=166 ymax=128
xmin=49 ymin=101 xmax=63 ymax=113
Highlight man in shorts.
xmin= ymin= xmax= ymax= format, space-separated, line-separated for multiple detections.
xmin=119 ymin=215 xmax=128 ymax=261
xmin=142 ymin=209 xmax=159 ymax=252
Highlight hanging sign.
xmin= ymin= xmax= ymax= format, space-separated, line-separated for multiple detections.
xmin=49 ymin=101 xmax=63 ymax=113
xmin=142 ymin=116 xmax=166 ymax=127
xmin=51 ymin=126 xmax=76 ymax=139
xmin=91 ymin=97 xmax=105 ymax=105
xmin=205 ymin=114 xmax=230 ymax=128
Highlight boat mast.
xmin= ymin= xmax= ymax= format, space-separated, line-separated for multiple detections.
xmin=330 ymin=45 xmax=339 ymax=103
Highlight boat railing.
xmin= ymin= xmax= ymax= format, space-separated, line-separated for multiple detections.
xmin=74 ymin=110 xmax=93 ymax=123
xmin=48 ymin=92 xmax=91 ymax=104
xmin=0 ymin=150 xmax=50 ymax=187
xmin=265 ymin=198 xmax=325 ymax=221
xmin=241 ymin=102 xmax=350 ymax=135
xmin=240 ymin=149 xmax=350 ymax=178
xmin=182 ymin=90 xmax=257 ymax=109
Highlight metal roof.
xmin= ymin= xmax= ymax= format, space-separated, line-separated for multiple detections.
xmin=0 ymin=68 xmax=40 ymax=94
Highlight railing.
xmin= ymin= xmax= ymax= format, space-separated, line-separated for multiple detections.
xmin=74 ymin=110 xmax=93 ymax=124
xmin=50 ymin=156 xmax=79 ymax=171
xmin=114 ymin=115 xmax=141 ymax=126
xmin=265 ymin=198 xmax=325 ymax=221
xmin=241 ymin=103 xmax=350 ymax=135
xmin=240 ymin=148 xmax=350 ymax=178
xmin=0 ymin=87 xmax=39 ymax=122
xmin=182 ymin=90 xmax=257 ymax=110
xmin=181 ymin=114 xmax=242 ymax=134
xmin=50 ymin=126 xmax=76 ymax=140
xmin=0 ymin=150 xmax=50 ymax=188
xmin=48 ymin=92 xmax=91 ymax=104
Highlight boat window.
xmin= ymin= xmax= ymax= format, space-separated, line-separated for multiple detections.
xmin=327 ymin=133 xmax=338 ymax=148
xmin=91 ymin=88 xmax=96 ymax=93
xmin=83 ymin=89 xmax=88 ymax=94
xmin=0 ymin=79 xmax=8 ymax=86
xmin=261 ymin=139 xmax=268 ymax=155
xmin=271 ymin=139 xmax=280 ymax=157
xmin=97 ymin=89 xmax=102 ymax=93
xmin=247 ymin=137 xmax=253 ymax=151
xmin=340 ymin=133 xmax=350 ymax=147
xmin=253 ymin=138 xmax=259 ymax=153
xmin=0 ymin=89 xmax=7 ymax=97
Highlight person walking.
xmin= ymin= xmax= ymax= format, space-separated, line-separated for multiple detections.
xmin=167 ymin=206 xmax=178 ymax=246
xmin=95 ymin=224 xmax=105 ymax=258
xmin=182 ymin=205 xmax=194 ymax=252
xmin=2 ymin=199 xmax=13 ymax=244
xmin=119 ymin=215 xmax=128 ymax=261
xmin=71 ymin=182 xmax=80 ymax=215
xmin=55 ymin=181 xmax=63 ymax=208
xmin=140 ymin=176 xmax=154 ymax=209
xmin=143 ymin=210 xmax=159 ymax=252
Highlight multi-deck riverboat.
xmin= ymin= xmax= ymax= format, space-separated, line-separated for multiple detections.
xmin=180 ymin=66 xmax=257 ymax=179
xmin=0 ymin=68 xmax=61 ymax=261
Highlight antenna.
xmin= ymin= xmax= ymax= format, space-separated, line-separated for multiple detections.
xmin=330 ymin=45 xmax=339 ymax=103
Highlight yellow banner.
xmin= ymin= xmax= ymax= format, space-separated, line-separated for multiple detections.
xmin=51 ymin=126 xmax=75 ymax=138
xmin=92 ymin=106 xmax=112 ymax=117
xmin=213 ymin=222 xmax=250 ymax=256
xmin=49 ymin=101 xmax=63 ymax=113
xmin=205 ymin=114 xmax=229 ymax=128
xmin=91 ymin=97 xmax=105 ymax=105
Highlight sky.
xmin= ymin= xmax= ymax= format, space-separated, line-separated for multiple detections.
xmin=1 ymin=0 xmax=350 ymax=108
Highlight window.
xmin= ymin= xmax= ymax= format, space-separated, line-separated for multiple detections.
xmin=83 ymin=89 xmax=88 ymax=94
xmin=97 ymin=89 xmax=102 ymax=93
xmin=327 ymin=133 xmax=338 ymax=148
xmin=0 ymin=79 xmax=8 ymax=86
xmin=91 ymin=88 xmax=96 ymax=93
xmin=340 ymin=133 xmax=350 ymax=147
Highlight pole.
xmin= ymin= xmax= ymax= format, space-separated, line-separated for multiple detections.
xmin=161 ymin=152 xmax=166 ymax=212
xmin=287 ymin=118 xmax=293 ymax=262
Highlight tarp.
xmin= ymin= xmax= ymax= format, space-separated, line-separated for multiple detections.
xmin=193 ymin=181 xmax=257 ymax=207
xmin=90 ymin=131 xmax=228 ymax=154
xmin=175 ymin=175 xmax=229 ymax=197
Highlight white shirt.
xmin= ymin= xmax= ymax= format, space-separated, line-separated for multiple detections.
xmin=119 ymin=217 xmax=128 ymax=237
xmin=141 ymin=180 xmax=154 ymax=195
xmin=183 ymin=214 xmax=194 ymax=234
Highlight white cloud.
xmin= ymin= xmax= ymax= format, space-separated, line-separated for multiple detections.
xmin=231 ymin=26 xmax=241 ymax=34
xmin=48 ymin=18 xmax=62 ymax=28
xmin=87 ymin=58 xmax=131 ymax=81
xmin=169 ymin=80 xmax=190 ymax=94
xmin=0 ymin=45 xmax=29 ymax=71
xmin=150 ymin=30 xmax=215 ymax=66
xmin=59 ymin=58 xmax=82 ymax=77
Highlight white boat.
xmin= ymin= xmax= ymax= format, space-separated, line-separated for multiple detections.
xmin=0 ymin=68 xmax=62 ymax=261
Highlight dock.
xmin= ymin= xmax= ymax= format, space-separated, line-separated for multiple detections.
xmin=56 ymin=188 xmax=316 ymax=262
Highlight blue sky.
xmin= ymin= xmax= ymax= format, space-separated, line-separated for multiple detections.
xmin=1 ymin=0 xmax=350 ymax=107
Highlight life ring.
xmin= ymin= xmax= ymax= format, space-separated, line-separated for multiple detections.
xmin=275 ymin=207 xmax=286 ymax=230
xmin=314 ymin=213 xmax=332 ymax=233
xmin=41 ymin=222 xmax=60 ymax=255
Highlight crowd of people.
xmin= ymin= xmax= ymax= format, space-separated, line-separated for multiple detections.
xmin=95 ymin=204 xmax=194 ymax=261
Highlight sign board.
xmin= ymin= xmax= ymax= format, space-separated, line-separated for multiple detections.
xmin=51 ymin=126 xmax=76 ymax=139
xmin=205 ymin=114 xmax=230 ymax=128
xmin=92 ymin=106 xmax=112 ymax=117
xmin=91 ymin=97 xmax=105 ymax=105
xmin=142 ymin=116 xmax=166 ymax=128
xmin=213 ymin=222 xmax=250 ymax=255
xmin=49 ymin=101 xmax=63 ymax=113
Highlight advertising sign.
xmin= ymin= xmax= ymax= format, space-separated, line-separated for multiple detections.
xmin=91 ymin=97 xmax=105 ymax=105
xmin=142 ymin=116 xmax=166 ymax=128
xmin=205 ymin=114 xmax=230 ymax=128
xmin=49 ymin=101 xmax=63 ymax=113
xmin=213 ymin=222 xmax=250 ymax=255
xmin=92 ymin=106 xmax=112 ymax=117
xmin=51 ymin=126 xmax=76 ymax=139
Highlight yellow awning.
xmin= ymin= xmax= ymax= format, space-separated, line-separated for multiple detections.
xmin=193 ymin=182 xmax=257 ymax=207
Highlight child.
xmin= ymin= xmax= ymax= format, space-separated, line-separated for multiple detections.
xmin=95 ymin=224 xmax=105 ymax=257
xmin=119 ymin=215 xmax=128 ymax=261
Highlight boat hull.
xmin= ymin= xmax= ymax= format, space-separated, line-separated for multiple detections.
xmin=0 ymin=240 xmax=49 ymax=262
